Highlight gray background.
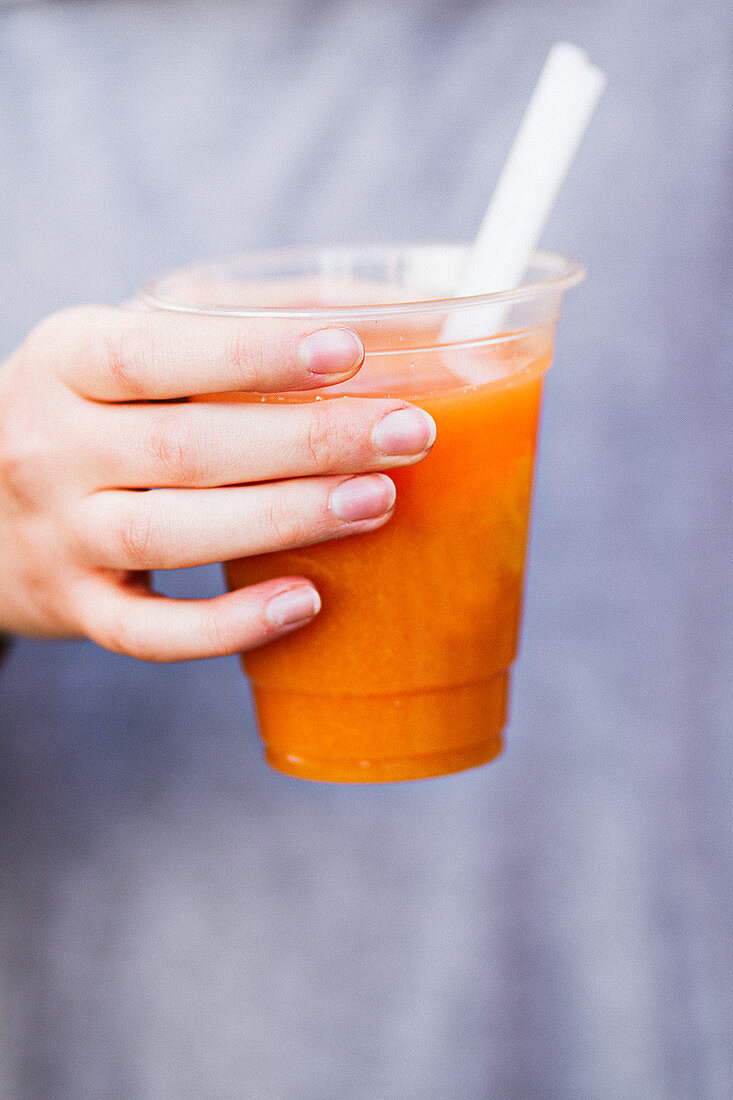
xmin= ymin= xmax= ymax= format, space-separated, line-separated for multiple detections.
xmin=0 ymin=1 xmax=731 ymax=1097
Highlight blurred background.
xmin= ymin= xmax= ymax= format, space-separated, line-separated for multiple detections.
xmin=0 ymin=1 xmax=731 ymax=1097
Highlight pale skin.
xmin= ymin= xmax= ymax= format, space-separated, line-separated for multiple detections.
xmin=0 ymin=304 xmax=436 ymax=661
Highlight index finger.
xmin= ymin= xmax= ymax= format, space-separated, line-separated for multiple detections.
xmin=46 ymin=305 xmax=365 ymax=401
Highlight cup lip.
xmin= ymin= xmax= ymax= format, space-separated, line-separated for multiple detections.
xmin=139 ymin=243 xmax=585 ymax=319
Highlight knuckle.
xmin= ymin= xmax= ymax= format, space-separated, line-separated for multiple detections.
xmin=145 ymin=409 xmax=206 ymax=485
xmin=201 ymin=609 xmax=232 ymax=656
xmin=224 ymin=326 xmax=267 ymax=390
xmin=0 ymin=427 xmax=30 ymax=502
xmin=29 ymin=304 xmax=116 ymax=375
xmin=264 ymin=493 xmax=311 ymax=551
xmin=63 ymin=498 xmax=97 ymax=559
xmin=102 ymin=316 xmax=153 ymax=399
xmin=116 ymin=495 xmax=162 ymax=568
xmin=303 ymin=405 xmax=340 ymax=471
xmin=0 ymin=410 xmax=51 ymax=509
xmin=25 ymin=304 xmax=155 ymax=402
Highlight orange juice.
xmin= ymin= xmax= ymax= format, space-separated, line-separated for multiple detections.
xmin=224 ymin=328 xmax=551 ymax=782
xmin=143 ymin=243 xmax=583 ymax=783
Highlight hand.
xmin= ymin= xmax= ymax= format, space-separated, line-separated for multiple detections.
xmin=0 ymin=305 xmax=435 ymax=661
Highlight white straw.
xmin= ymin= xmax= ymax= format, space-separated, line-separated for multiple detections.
xmin=442 ymin=43 xmax=606 ymax=343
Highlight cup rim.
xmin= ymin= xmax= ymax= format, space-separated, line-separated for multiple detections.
xmin=139 ymin=243 xmax=585 ymax=319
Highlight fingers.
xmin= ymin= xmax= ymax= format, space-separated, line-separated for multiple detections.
xmin=89 ymin=397 xmax=436 ymax=489
xmin=42 ymin=305 xmax=365 ymax=400
xmin=77 ymin=573 xmax=322 ymax=662
xmin=73 ymin=474 xmax=397 ymax=570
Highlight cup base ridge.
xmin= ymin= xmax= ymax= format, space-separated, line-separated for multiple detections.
xmin=253 ymin=671 xmax=509 ymax=783
xmin=265 ymin=737 xmax=504 ymax=784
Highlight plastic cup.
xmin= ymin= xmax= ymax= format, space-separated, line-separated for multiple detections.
xmin=141 ymin=244 xmax=584 ymax=782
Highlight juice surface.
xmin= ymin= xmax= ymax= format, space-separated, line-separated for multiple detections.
xmin=217 ymin=326 xmax=552 ymax=780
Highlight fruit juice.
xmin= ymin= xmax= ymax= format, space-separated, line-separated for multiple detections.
xmin=148 ymin=243 xmax=583 ymax=782
xmin=220 ymin=324 xmax=552 ymax=783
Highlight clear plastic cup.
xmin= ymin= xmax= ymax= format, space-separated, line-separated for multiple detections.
xmin=141 ymin=244 xmax=584 ymax=782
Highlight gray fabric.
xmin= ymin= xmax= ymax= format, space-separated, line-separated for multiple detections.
xmin=1 ymin=1 xmax=731 ymax=1097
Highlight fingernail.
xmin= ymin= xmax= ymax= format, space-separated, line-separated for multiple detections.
xmin=299 ymin=327 xmax=364 ymax=375
xmin=265 ymin=585 xmax=321 ymax=628
xmin=372 ymin=407 xmax=436 ymax=456
xmin=329 ymin=474 xmax=396 ymax=522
